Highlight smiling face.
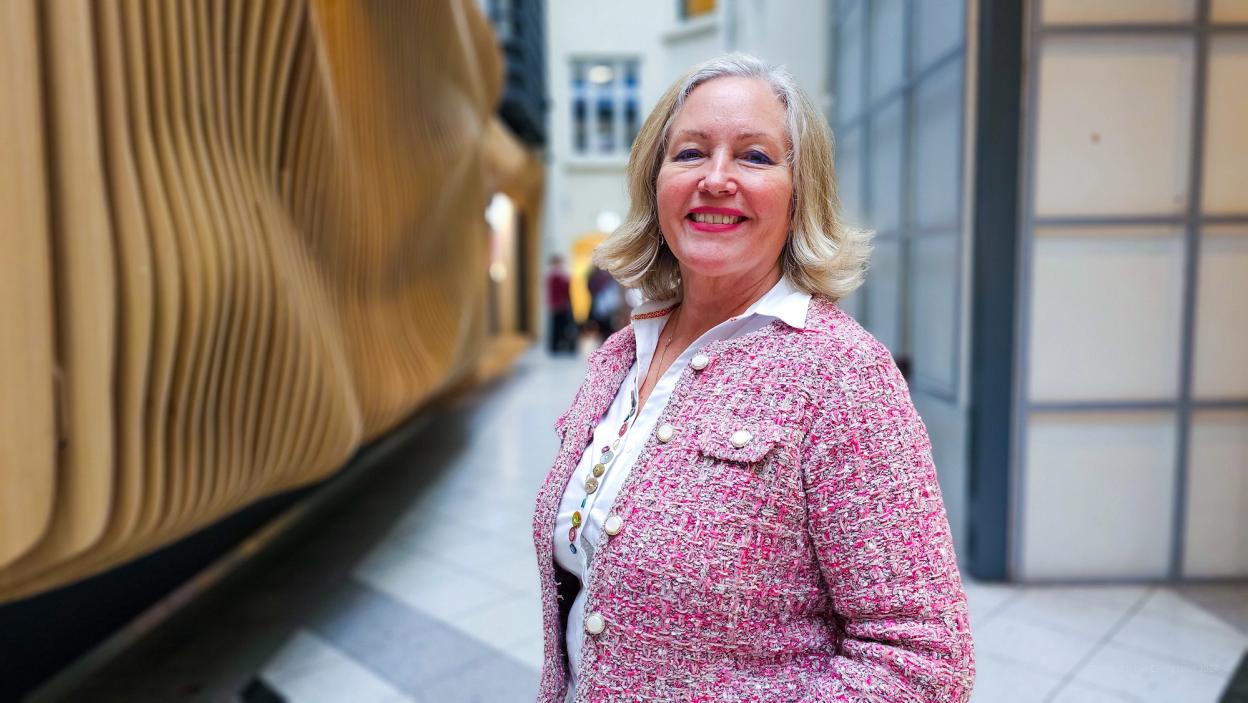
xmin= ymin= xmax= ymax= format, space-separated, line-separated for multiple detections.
xmin=656 ymin=76 xmax=794 ymax=289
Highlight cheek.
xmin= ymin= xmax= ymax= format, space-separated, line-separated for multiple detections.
xmin=656 ymin=172 xmax=693 ymax=223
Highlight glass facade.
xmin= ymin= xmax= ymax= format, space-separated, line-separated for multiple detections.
xmin=830 ymin=0 xmax=971 ymax=554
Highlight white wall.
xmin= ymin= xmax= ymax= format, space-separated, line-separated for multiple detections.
xmin=544 ymin=0 xmax=832 ymax=263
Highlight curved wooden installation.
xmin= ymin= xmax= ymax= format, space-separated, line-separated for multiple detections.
xmin=0 ymin=0 xmax=514 ymax=603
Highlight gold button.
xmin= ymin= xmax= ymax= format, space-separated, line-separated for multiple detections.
xmin=656 ymin=424 xmax=674 ymax=443
xmin=604 ymin=513 xmax=624 ymax=535
xmin=584 ymin=476 xmax=599 ymax=494
xmin=585 ymin=612 xmax=605 ymax=634
xmin=730 ymin=429 xmax=753 ymax=448
xmin=592 ymin=463 xmax=606 ymax=477
xmin=690 ymin=352 xmax=710 ymax=371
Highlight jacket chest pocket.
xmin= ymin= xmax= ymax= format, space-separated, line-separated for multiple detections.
xmin=691 ymin=419 xmax=803 ymax=527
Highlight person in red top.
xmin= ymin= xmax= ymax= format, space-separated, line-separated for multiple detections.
xmin=546 ymin=255 xmax=574 ymax=354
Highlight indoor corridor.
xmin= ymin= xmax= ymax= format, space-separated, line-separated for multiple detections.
xmin=38 ymin=350 xmax=1248 ymax=703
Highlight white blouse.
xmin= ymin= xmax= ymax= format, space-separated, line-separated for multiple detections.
xmin=552 ymin=277 xmax=811 ymax=695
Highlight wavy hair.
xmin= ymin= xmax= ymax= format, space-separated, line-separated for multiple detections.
xmin=593 ymin=53 xmax=871 ymax=302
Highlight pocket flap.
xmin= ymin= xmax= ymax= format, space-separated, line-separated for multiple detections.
xmin=696 ymin=422 xmax=787 ymax=464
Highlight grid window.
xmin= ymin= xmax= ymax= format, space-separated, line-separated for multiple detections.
xmin=570 ymin=58 xmax=640 ymax=157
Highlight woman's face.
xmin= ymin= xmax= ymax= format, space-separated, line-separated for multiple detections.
xmin=656 ymin=76 xmax=793 ymax=286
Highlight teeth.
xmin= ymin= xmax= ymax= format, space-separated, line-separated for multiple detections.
xmin=690 ymin=213 xmax=743 ymax=225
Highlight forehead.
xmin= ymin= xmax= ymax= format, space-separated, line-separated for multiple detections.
xmin=670 ymin=76 xmax=788 ymax=143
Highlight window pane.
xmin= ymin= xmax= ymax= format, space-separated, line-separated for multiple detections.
xmin=865 ymin=236 xmax=903 ymax=353
xmin=869 ymin=0 xmax=906 ymax=101
xmin=1021 ymin=412 xmax=1175 ymax=580
xmin=1193 ymin=228 xmax=1248 ymax=399
xmin=1183 ymin=410 xmax=1248 ymax=578
xmin=868 ymin=100 xmax=904 ymax=233
xmin=1042 ymin=0 xmax=1196 ymax=24
xmin=593 ymin=63 xmax=617 ymax=154
xmin=916 ymin=0 xmax=964 ymax=71
xmin=834 ymin=126 xmax=864 ymax=226
xmin=1203 ymin=37 xmax=1248 ymax=214
xmin=572 ymin=62 xmax=587 ymax=153
xmin=624 ymin=61 xmax=640 ymax=148
xmin=1029 ymin=227 xmax=1184 ymax=401
xmin=913 ymin=58 xmax=963 ymax=230
xmin=911 ymin=233 xmax=958 ymax=392
xmin=1034 ymin=37 xmax=1194 ymax=216
xmin=836 ymin=3 xmax=864 ymax=122
xmin=1213 ymin=0 xmax=1248 ymax=21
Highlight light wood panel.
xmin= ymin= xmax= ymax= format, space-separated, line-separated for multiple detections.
xmin=0 ymin=0 xmax=524 ymax=603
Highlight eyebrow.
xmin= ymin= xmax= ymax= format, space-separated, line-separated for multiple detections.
xmin=672 ymin=129 xmax=780 ymax=142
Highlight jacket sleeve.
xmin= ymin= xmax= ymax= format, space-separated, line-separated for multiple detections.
xmin=801 ymin=354 xmax=976 ymax=703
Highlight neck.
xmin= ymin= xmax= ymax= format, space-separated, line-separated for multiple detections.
xmin=674 ymin=264 xmax=782 ymax=338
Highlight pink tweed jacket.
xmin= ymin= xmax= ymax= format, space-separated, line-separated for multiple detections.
xmin=531 ymin=296 xmax=975 ymax=702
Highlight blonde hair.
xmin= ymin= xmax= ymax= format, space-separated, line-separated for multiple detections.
xmin=593 ymin=53 xmax=871 ymax=302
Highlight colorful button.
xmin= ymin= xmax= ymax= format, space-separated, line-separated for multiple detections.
xmin=584 ymin=476 xmax=599 ymax=494
xmin=571 ymin=511 xmax=582 ymax=527
xmin=568 ymin=526 xmax=578 ymax=541
xmin=600 ymin=450 xmax=614 ymax=463
xmin=592 ymin=463 xmax=606 ymax=478
xmin=604 ymin=514 xmax=624 ymax=535
xmin=569 ymin=543 xmax=578 ymax=554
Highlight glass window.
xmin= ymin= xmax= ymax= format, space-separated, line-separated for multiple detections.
xmin=624 ymin=61 xmax=640 ymax=148
xmin=1034 ymin=36 xmax=1194 ymax=216
xmin=911 ymin=233 xmax=959 ymax=392
xmin=1029 ymin=227 xmax=1185 ymax=401
xmin=571 ymin=58 xmax=639 ymax=157
xmin=912 ymin=59 xmax=963 ymax=231
xmin=869 ymin=0 xmax=907 ymax=101
xmin=1042 ymin=0 xmax=1196 ymax=24
xmin=1022 ymin=412 xmax=1176 ymax=580
xmin=835 ymin=126 xmax=865 ymax=226
xmin=572 ymin=62 xmax=588 ymax=153
xmin=865 ymin=236 xmax=903 ymax=353
xmin=1203 ymin=37 xmax=1248 ymax=214
xmin=916 ymin=0 xmax=964 ymax=71
xmin=836 ymin=2 xmax=864 ymax=123
xmin=868 ymin=100 xmax=905 ymax=233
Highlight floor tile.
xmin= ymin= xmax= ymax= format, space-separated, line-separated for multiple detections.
xmin=1069 ymin=641 xmax=1231 ymax=701
xmin=993 ymin=586 xmax=1138 ymax=640
xmin=971 ymin=611 xmax=1104 ymax=677
xmin=262 ymin=630 xmax=415 ymax=703
xmin=352 ymin=540 xmax=510 ymax=619
xmin=967 ymin=653 xmax=1064 ymax=703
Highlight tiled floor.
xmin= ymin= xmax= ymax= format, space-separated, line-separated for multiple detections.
xmin=46 ymin=348 xmax=1248 ymax=702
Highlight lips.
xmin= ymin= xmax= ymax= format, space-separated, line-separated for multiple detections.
xmin=686 ymin=206 xmax=748 ymax=232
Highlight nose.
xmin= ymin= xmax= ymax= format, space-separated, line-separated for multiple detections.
xmin=698 ymin=149 xmax=737 ymax=196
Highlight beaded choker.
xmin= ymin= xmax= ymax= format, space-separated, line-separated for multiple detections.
xmin=568 ymin=388 xmax=637 ymax=555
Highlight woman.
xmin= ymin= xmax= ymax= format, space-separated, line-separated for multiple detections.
xmin=531 ymin=54 xmax=975 ymax=702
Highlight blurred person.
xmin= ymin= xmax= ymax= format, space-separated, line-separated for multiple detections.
xmin=531 ymin=54 xmax=975 ymax=702
xmin=586 ymin=265 xmax=620 ymax=341
xmin=546 ymin=254 xmax=575 ymax=354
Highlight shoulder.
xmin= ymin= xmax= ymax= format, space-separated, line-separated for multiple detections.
xmin=790 ymin=296 xmax=899 ymax=378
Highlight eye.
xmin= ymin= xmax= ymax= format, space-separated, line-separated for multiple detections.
xmin=743 ymin=150 xmax=775 ymax=165
xmin=673 ymin=148 xmax=703 ymax=161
